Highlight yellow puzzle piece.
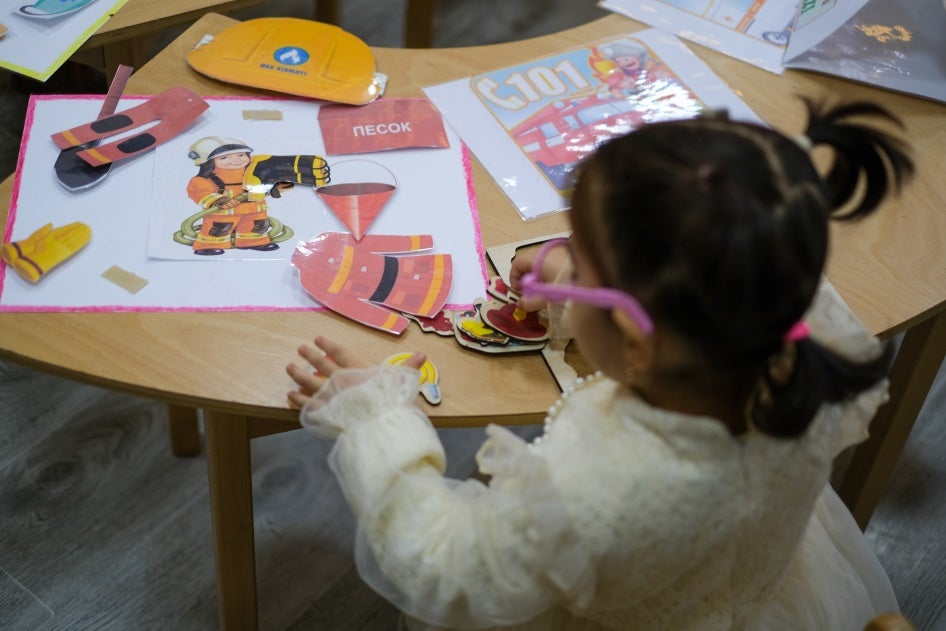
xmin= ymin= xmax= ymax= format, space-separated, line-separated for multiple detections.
xmin=385 ymin=352 xmax=442 ymax=406
xmin=187 ymin=18 xmax=385 ymax=105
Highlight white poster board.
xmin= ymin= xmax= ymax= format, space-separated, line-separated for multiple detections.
xmin=0 ymin=96 xmax=487 ymax=313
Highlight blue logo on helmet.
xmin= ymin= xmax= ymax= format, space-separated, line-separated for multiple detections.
xmin=273 ymin=47 xmax=309 ymax=66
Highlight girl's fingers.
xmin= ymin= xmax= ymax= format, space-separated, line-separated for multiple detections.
xmin=286 ymin=362 xmax=326 ymax=394
xmin=297 ymin=342 xmax=340 ymax=377
xmin=403 ymin=352 xmax=427 ymax=370
xmin=313 ymin=335 xmax=365 ymax=369
xmin=286 ymin=389 xmax=311 ymax=409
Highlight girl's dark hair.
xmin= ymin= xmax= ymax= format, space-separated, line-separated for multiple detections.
xmin=571 ymin=99 xmax=913 ymax=437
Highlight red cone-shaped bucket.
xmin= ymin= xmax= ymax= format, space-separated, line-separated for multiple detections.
xmin=316 ymin=182 xmax=395 ymax=241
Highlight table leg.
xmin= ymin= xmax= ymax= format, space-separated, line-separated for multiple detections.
xmin=204 ymin=410 xmax=259 ymax=630
xmin=405 ymin=0 xmax=437 ymax=48
xmin=838 ymin=310 xmax=946 ymax=530
xmin=167 ymin=403 xmax=201 ymax=456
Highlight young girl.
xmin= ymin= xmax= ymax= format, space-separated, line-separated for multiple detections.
xmin=286 ymin=99 xmax=913 ymax=630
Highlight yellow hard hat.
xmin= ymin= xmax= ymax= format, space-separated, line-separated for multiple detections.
xmin=187 ymin=136 xmax=252 ymax=165
xmin=186 ymin=17 xmax=384 ymax=105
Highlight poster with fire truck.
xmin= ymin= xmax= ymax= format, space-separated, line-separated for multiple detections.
xmin=424 ymin=28 xmax=761 ymax=220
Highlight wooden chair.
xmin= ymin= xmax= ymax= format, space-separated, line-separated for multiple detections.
xmin=316 ymin=0 xmax=438 ymax=48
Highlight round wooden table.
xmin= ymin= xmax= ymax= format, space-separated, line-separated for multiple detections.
xmin=3 ymin=11 xmax=945 ymax=629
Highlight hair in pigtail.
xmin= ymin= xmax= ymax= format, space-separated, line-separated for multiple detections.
xmin=571 ymin=99 xmax=912 ymax=438
xmin=752 ymin=100 xmax=913 ymax=437
xmin=751 ymin=338 xmax=895 ymax=438
xmin=801 ymin=98 xmax=914 ymax=220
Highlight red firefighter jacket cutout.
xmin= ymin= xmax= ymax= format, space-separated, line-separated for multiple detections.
xmin=292 ymin=232 xmax=452 ymax=335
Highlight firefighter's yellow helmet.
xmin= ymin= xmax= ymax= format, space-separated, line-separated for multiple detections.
xmin=187 ymin=136 xmax=253 ymax=165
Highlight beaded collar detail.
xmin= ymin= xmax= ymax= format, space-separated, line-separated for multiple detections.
xmin=528 ymin=371 xmax=604 ymax=450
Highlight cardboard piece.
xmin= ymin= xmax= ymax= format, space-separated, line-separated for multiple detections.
xmin=291 ymin=232 xmax=453 ymax=335
xmin=51 ymin=86 xmax=209 ymax=167
xmin=318 ymin=98 xmax=450 ymax=155
xmin=54 ymin=64 xmax=133 ymax=191
xmin=187 ymin=18 xmax=385 ymax=105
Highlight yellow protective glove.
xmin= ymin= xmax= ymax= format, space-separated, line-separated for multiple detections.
xmin=2 ymin=222 xmax=91 ymax=282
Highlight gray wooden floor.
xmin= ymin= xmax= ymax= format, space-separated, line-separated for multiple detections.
xmin=1 ymin=1 xmax=945 ymax=629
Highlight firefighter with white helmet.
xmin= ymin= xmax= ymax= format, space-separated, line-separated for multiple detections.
xmin=597 ymin=39 xmax=650 ymax=98
xmin=185 ymin=136 xmax=279 ymax=255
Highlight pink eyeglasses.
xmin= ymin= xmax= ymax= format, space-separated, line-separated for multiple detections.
xmin=519 ymin=237 xmax=654 ymax=335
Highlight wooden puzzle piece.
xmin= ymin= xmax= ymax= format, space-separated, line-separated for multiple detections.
xmin=480 ymin=299 xmax=549 ymax=342
xmin=454 ymin=304 xmax=509 ymax=345
xmin=451 ymin=308 xmax=545 ymax=354
xmin=404 ymin=310 xmax=455 ymax=336
xmin=51 ymin=86 xmax=209 ymax=167
xmin=384 ymin=352 xmax=441 ymax=405
xmin=486 ymin=275 xmax=519 ymax=303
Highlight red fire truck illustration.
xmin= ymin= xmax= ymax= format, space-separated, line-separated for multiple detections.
xmin=511 ymin=96 xmax=646 ymax=172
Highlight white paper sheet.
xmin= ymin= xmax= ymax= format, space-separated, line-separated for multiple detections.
xmin=0 ymin=0 xmax=129 ymax=81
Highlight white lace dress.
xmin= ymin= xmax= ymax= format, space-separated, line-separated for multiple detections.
xmin=300 ymin=282 xmax=898 ymax=630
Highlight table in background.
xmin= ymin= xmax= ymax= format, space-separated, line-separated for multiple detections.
xmin=2 ymin=11 xmax=945 ymax=630
xmin=75 ymin=0 xmax=266 ymax=77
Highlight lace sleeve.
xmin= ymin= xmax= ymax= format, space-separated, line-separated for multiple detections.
xmin=301 ymin=369 xmax=594 ymax=627
xmin=807 ymin=278 xmax=890 ymax=454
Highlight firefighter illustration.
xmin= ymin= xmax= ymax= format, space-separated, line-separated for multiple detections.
xmin=181 ymin=136 xmax=280 ymax=255
xmin=177 ymin=136 xmax=329 ymax=255
xmin=595 ymin=40 xmax=650 ymax=98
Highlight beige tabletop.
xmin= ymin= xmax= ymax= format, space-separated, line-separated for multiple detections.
xmin=3 ymin=11 xmax=945 ymax=629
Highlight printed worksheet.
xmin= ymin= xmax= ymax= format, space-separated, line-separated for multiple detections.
xmin=599 ymin=0 xmax=867 ymax=73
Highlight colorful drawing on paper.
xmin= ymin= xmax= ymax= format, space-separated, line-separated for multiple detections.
xmin=314 ymin=160 xmax=397 ymax=241
xmin=291 ymin=232 xmax=452 ymax=335
xmin=1 ymin=221 xmax=90 ymax=282
xmin=175 ymin=136 xmax=330 ymax=256
xmin=468 ymin=35 xmax=704 ymax=193
xmin=51 ymin=86 xmax=209 ymax=166
xmin=54 ymin=64 xmax=133 ymax=192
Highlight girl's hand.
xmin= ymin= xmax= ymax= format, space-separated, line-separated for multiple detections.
xmin=286 ymin=336 xmax=425 ymax=408
xmin=509 ymin=243 xmax=570 ymax=312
